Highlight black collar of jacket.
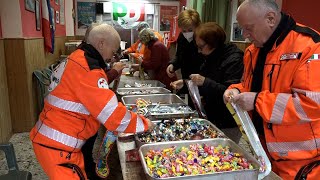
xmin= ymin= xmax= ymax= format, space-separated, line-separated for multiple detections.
xmin=203 ymin=44 xmax=225 ymax=64
xmin=263 ymin=12 xmax=296 ymax=51
xmin=178 ymin=32 xmax=196 ymax=44
xmin=78 ymin=42 xmax=107 ymax=70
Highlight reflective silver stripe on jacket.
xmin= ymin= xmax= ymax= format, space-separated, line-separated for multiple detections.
xmin=291 ymin=88 xmax=320 ymax=123
xmin=292 ymin=88 xmax=320 ymax=104
xmin=306 ymin=91 xmax=320 ymax=104
xmin=97 ymin=95 xmax=118 ymax=124
xmin=292 ymin=92 xmax=311 ymax=123
xmin=116 ymin=111 xmax=131 ymax=132
xmin=36 ymin=120 xmax=85 ymax=149
xmin=46 ymin=94 xmax=90 ymax=115
xmin=269 ymin=93 xmax=291 ymax=124
xmin=136 ymin=116 xmax=145 ymax=132
xmin=267 ymin=138 xmax=320 ymax=153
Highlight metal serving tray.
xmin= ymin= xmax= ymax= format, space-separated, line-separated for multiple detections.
xmin=147 ymin=104 xmax=195 ymax=119
xmin=118 ymin=80 xmax=165 ymax=88
xmin=135 ymin=118 xmax=226 ymax=148
xmin=125 ymin=104 xmax=195 ymax=119
xmin=139 ymin=138 xmax=260 ymax=180
xmin=121 ymin=94 xmax=185 ymax=106
xmin=116 ymin=87 xmax=171 ymax=96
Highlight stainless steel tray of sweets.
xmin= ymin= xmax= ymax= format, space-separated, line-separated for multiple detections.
xmin=121 ymin=94 xmax=185 ymax=106
xmin=125 ymin=103 xmax=195 ymax=120
xmin=146 ymin=104 xmax=195 ymax=119
xmin=139 ymin=138 xmax=260 ymax=180
xmin=135 ymin=118 xmax=226 ymax=148
xmin=116 ymin=87 xmax=171 ymax=96
xmin=118 ymin=80 xmax=165 ymax=88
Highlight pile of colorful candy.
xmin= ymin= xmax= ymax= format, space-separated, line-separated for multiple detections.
xmin=118 ymin=89 xmax=160 ymax=95
xmin=149 ymin=105 xmax=192 ymax=114
xmin=124 ymin=82 xmax=153 ymax=88
xmin=127 ymin=105 xmax=138 ymax=112
xmin=137 ymin=119 xmax=224 ymax=143
xmin=144 ymin=144 xmax=254 ymax=178
xmin=136 ymin=98 xmax=150 ymax=108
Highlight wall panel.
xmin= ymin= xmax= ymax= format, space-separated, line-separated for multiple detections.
xmin=0 ymin=39 xmax=12 ymax=142
xmin=4 ymin=37 xmax=68 ymax=132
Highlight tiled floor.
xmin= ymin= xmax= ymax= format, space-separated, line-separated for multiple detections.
xmin=0 ymin=133 xmax=48 ymax=180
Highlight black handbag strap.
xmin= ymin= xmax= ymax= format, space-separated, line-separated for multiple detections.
xmin=58 ymin=163 xmax=86 ymax=180
xmin=295 ymin=160 xmax=320 ymax=180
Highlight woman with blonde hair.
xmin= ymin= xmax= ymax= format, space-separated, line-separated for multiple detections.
xmin=166 ymin=9 xmax=203 ymax=80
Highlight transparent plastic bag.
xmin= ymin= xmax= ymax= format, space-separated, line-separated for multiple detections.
xmin=185 ymin=80 xmax=207 ymax=119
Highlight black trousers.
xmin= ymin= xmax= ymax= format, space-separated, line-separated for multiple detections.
xmin=82 ymin=132 xmax=123 ymax=180
xmin=82 ymin=133 xmax=101 ymax=180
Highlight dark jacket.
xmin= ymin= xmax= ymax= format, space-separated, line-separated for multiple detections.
xmin=77 ymin=42 xmax=119 ymax=84
xmin=142 ymin=40 xmax=177 ymax=90
xmin=170 ymin=33 xmax=203 ymax=79
xmin=199 ymin=43 xmax=244 ymax=129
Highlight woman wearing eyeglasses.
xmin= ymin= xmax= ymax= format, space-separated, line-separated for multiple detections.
xmin=171 ymin=22 xmax=244 ymax=142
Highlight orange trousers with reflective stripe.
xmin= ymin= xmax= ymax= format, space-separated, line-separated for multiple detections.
xmin=33 ymin=143 xmax=87 ymax=180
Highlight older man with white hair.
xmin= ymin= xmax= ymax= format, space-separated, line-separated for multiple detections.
xmin=30 ymin=24 xmax=154 ymax=180
xmin=224 ymin=0 xmax=320 ymax=179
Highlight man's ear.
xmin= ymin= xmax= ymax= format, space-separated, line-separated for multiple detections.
xmin=98 ymin=40 xmax=104 ymax=50
xmin=266 ymin=11 xmax=276 ymax=27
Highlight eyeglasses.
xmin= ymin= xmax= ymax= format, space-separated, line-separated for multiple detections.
xmin=106 ymin=50 xmax=121 ymax=62
xmin=197 ymin=43 xmax=207 ymax=51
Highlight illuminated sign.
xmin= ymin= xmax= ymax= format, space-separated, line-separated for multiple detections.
xmin=112 ymin=2 xmax=145 ymax=29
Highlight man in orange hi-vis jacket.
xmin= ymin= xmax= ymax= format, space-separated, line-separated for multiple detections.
xmin=122 ymin=22 xmax=163 ymax=62
xmin=30 ymin=24 xmax=154 ymax=180
xmin=223 ymin=0 xmax=320 ymax=179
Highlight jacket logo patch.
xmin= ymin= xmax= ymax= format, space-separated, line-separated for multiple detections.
xmin=309 ymin=54 xmax=320 ymax=61
xmin=278 ymin=151 xmax=288 ymax=157
xmin=97 ymin=78 xmax=109 ymax=89
xmin=280 ymin=53 xmax=301 ymax=60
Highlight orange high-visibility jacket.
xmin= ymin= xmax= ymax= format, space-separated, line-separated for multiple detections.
xmin=126 ymin=31 xmax=163 ymax=60
xmin=230 ymin=22 xmax=320 ymax=162
xmin=30 ymin=44 xmax=149 ymax=153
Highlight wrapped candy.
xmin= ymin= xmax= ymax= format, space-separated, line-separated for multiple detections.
xmin=145 ymin=144 xmax=254 ymax=178
xmin=138 ymin=119 xmax=224 ymax=143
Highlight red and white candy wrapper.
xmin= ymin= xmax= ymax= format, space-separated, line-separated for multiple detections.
xmin=185 ymin=80 xmax=207 ymax=119
xmin=125 ymin=148 xmax=140 ymax=162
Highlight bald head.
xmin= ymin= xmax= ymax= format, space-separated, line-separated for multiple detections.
xmin=87 ymin=24 xmax=120 ymax=47
xmin=87 ymin=24 xmax=121 ymax=61
xmin=237 ymin=0 xmax=281 ymax=47
xmin=239 ymin=0 xmax=280 ymax=16
xmin=84 ymin=23 xmax=101 ymax=42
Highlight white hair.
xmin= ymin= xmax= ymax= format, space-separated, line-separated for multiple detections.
xmin=247 ymin=0 xmax=280 ymax=14
xmin=138 ymin=28 xmax=156 ymax=44
xmin=137 ymin=22 xmax=150 ymax=31
xmin=87 ymin=24 xmax=120 ymax=47
xmin=84 ymin=23 xmax=101 ymax=42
